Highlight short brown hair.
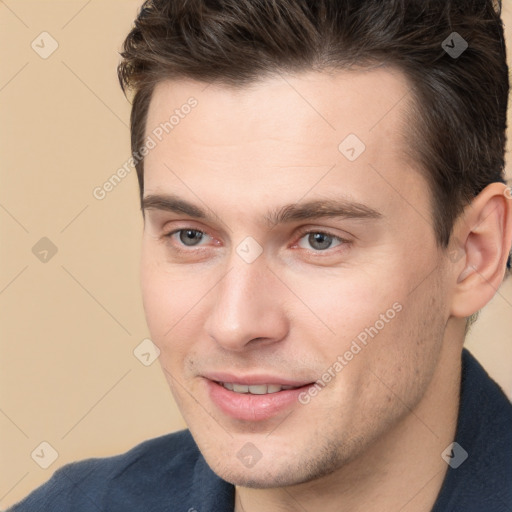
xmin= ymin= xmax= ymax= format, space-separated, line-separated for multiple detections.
xmin=118 ymin=0 xmax=509 ymax=257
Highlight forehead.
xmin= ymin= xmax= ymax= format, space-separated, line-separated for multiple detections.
xmin=145 ymin=66 xmax=413 ymax=154
xmin=142 ymin=67 xmax=426 ymax=226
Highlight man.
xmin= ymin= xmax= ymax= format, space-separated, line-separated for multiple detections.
xmin=9 ymin=0 xmax=512 ymax=511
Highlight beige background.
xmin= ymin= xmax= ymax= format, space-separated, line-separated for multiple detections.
xmin=1 ymin=1 xmax=511 ymax=508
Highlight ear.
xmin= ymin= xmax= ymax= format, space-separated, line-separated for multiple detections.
xmin=449 ymin=182 xmax=512 ymax=318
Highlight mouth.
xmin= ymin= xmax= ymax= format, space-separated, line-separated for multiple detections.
xmin=204 ymin=378 xmax=315 ymax=421
xmin=216 ymin=382 xmax=300 ymax=394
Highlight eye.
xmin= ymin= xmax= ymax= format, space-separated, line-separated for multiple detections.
xmin=163 ymin=227 xmax=350 ymax=254
xmin=296 ymin=230 xmax=348 ymax=252
xmin=165 ymin=228 xmax=211 ymax=247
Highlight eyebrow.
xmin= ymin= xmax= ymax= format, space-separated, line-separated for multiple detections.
xmin=142 ymin=193 xmax=382 ymax=228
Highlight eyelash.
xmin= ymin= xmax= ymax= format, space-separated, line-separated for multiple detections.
xmin=163 ymin=226 xmax=351 ymax=254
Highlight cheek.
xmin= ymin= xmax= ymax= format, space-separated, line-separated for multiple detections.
xmin=322 ymin=266 xmax=442 ymax=390
xmin=140 ymin=257 xmax=170 ymax=339
xmin=140 ymin=250 xmax=183 ymax=339
xmin=140 ymin=250 xmax=213 ymax=354
xmin=356 ymin=278 xmax=446 ymax=404
xmin=293 ymin=269 xmax=406 ymax=348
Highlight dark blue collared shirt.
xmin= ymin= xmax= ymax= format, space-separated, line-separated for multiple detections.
xmin=8 ymin=349 xmax=512 ymax=511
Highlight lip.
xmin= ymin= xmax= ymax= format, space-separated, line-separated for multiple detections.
xmin=204 ymin=377 xmax=315 ymax=421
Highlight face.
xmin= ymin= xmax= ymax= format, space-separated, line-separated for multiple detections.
xmin=140 ymin=68 xmax=451 ymax=488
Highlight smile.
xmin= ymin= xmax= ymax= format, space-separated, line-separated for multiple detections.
xmin=206 ymin=379 xmax=315 ymax=421
xmin=218 ymin=382 xmax=299 ymax=394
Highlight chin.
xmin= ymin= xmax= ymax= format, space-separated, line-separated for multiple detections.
xmin=215 ymin=464 xmax=304 ymax=489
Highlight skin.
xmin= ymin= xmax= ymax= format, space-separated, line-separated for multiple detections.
xmin=140 ymin=68 xmax=512 ymax=512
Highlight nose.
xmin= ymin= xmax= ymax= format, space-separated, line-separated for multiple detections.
xmin=204 ymin=254 xmax=289 ymax=352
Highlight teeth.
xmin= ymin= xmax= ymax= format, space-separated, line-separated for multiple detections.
xmin=232 ymin=383 xmax=249 ymax=393
xmin=221 ymin=382 xmax=298 ymax=394
xmin=245 ymin=384 xmax=267 ymax=394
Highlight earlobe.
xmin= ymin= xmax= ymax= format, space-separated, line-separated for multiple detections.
xmin=449 ymin=182 xmax=512 ymax=318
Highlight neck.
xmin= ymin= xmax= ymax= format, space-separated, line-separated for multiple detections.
xmin=234 ymin=334 xmax=462 ymax=512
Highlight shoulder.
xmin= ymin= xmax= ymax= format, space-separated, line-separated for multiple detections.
xmin=7 ymin=429 xmax=201 ymax=511
xmin=460 ymin=350 xmax=512 ymax=503
xmin=432 ymin=349 xmax=512 ymax=512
